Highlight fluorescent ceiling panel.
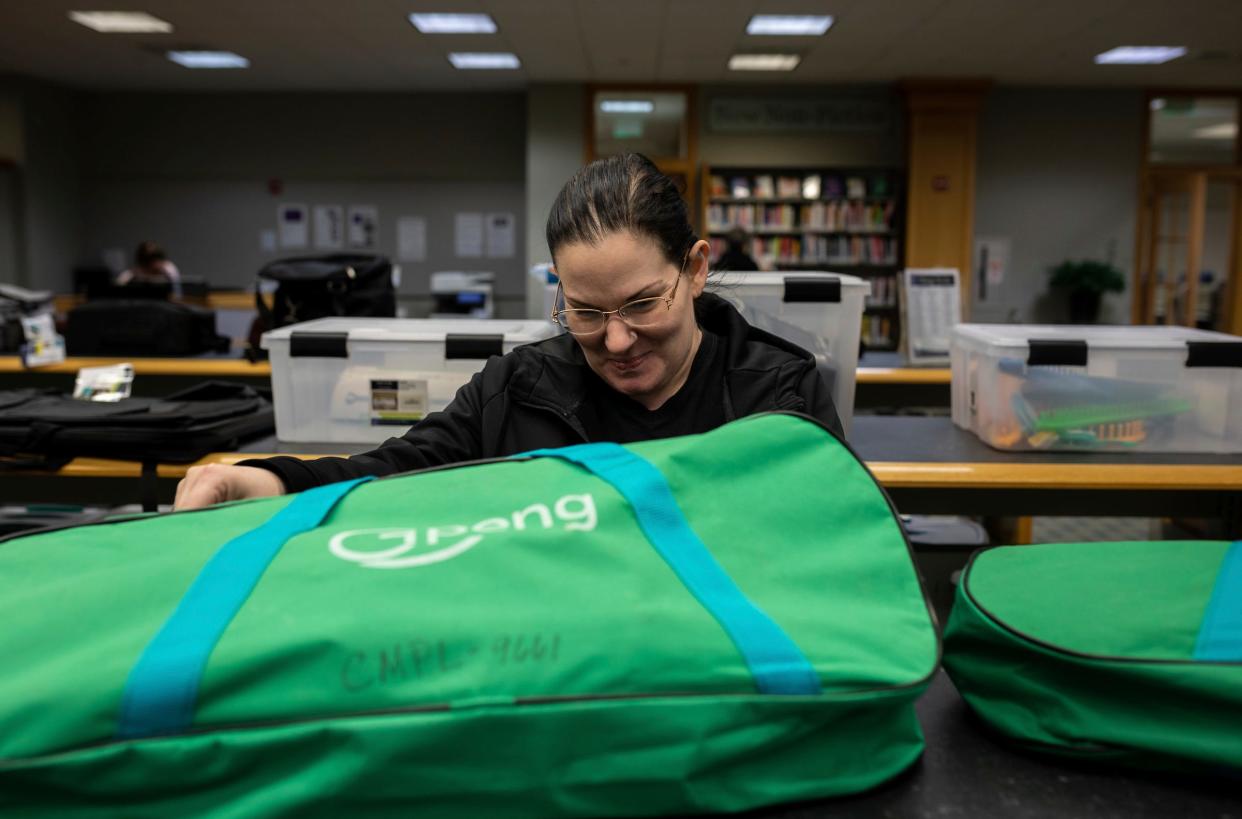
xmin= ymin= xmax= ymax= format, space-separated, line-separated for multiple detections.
xmin=167 ymin=51 xmax=250 ymax=69
xmin=600 ymin=100 xmax=655 ymax=113
xmin=448 ymin=52 xmax=521 ymax=69
xmin=409 ymin=14 xmax=497 ymax=34
xmin=1194 ymin=123 xmax=1239 ymax=139
xmin=746 ymin=15 xmax=833 ymax=36
xmin=1094 ymin=46 xmax=1187 ymax=65
xmin=69 ymin=11 xmax=172 ymax=33
xmin=728 ymin=54 xmax=801 ymax=71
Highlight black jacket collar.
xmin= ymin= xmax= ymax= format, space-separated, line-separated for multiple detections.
xmin=509 ymin=292 xmax=814 ymax=420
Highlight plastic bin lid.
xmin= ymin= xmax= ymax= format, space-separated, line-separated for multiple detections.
xmin=713 ymin=271 xmax=868 ymax=290
xmin=262 ymin=317 xmax=558 ymax=347
xmin=952 ymin=323 xmax=1241 ymax=352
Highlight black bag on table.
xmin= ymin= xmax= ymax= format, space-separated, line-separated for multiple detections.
xmin=248 ymin=254 xmax=395 ymax=360
xmin=0 ymin=382 xmax=274 ymax=470
xmin=66 ymin=300 xmax=230 ymax=356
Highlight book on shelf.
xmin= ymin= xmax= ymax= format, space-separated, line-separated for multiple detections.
xmin=822 ymin=174 xmax=844 ymax=198
xmin=709 ymin=175 xmax=727 ymax=198
xmin=802 ymin=174 xmax=821 ymax=199
xmin=861 ymin=315 xmax=894 ymax=349
xmin=870 ymin=174 xmax=891 ymax=197
xmin=846 ymin=176 xmax=866 ymax=199
xmin=777 ymin=176 xmax=801 ymax=198
xmin=754 ymin=175 xmax=775 ymax=199
xmin=730 ymin=176 xmax=751 ymax=198
xmin=865 ymin=274 xmax=898 ymax=308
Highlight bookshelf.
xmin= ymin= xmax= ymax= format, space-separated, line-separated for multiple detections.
xmin=703 ymin=165 xmax=903 ymax=351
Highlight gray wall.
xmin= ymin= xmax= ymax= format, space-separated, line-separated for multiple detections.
xmin=77 ymin=92 xmax=528 ymax=297
xmin=525 ymin=84 xmax=585 ymax=271
xmin=17 ymin=82 xmax=80 ymax=291
xmin=973 ymin=88 xmax=1144 ymax=324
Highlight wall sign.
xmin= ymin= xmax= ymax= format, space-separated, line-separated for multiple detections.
xmin=708 ymin=97 xmax=893 ymax=134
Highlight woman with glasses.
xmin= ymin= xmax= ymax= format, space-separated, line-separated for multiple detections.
xmin=175 ymin=153 xmax=841 ymax=510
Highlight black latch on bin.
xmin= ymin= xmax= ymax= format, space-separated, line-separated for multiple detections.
xmin=446 ymin=334 xmax=504 ymax=360
xmin=1186 ymin=341 xmax=1242 ymax=368
xmin=290 ymin=331 xmax=348 ymax=358
xmin=783 ymin=277 xmax=841 ymax=304
xmin=1027 ymin=339 xmax=1087 ymax=367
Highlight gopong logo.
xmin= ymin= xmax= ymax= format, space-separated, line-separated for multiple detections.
xmin=329 ymin=493 xmax=598 ymax=569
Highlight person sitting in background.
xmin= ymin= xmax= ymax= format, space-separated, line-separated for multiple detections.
xmin=117 ymin=241 xmax=181 ymax=295
xmin=715 ymin=227 xmax=759 ymax=272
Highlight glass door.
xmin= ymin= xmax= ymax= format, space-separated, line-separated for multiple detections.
xmin=1137 ymin=93 xmax=1242 ymax=331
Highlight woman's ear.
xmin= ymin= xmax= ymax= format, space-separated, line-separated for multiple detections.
xmin=688 ymin=239 xmax=710 ymax=298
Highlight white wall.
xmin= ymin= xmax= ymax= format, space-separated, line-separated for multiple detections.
xmin=76 ymin=92 xmax=529 ymax=298
xmin=973 ymin=88 xmax=1144 ymax=324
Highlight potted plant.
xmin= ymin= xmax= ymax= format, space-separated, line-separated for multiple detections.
xmin=1049 ymin=259 xmax=1125 ymax=324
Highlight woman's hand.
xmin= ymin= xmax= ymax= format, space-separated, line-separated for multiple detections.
xmin=174 ymin=464 xmax=287 ymax=511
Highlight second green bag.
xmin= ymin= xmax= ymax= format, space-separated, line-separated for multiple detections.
xmin=944 ymin=539 xmax=1242 ymax=774
xmin=0 ymin=412 xmax=938 ymax=817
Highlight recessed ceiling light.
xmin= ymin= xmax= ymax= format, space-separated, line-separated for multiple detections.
xmin=728 ymin=54 xmax=801 ymax=71
xmin=409 ymin=13 xmax=497 ymax=34
xmin=1194 ymin=123 xmax=1239 ymax=140
xmin=746 ymin=15 xmax=833 ymax=36
xmin=69 ymin=11 xmax=172 ymax=33
xmin=448 ymin=52 xmax=520 ymax=70
xmin=600 ymin=100 xmax=655 ymax=114
xmin=1094 ymin=46 xmax=1187 ymax=65
xmin=167 ymin=51 xmax=250 ymax=69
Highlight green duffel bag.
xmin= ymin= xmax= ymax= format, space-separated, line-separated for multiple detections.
xmin=0 ymin=412 xmax=938 ymax=817
xmin=944 ymin=539 xmax=1242 ymax=775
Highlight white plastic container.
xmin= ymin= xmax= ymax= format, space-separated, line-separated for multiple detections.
xmin=951 ymin=324 xmax=1242 ymax=452
xmin=711 ymin=271 xmax=869 ymax=434
xmin=262 ymin=318 xmax=558 ymax=443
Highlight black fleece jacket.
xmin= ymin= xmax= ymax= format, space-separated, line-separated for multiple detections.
xmin=248 ymin=293 xmax=842 ymax=492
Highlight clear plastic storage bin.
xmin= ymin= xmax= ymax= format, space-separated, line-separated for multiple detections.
xmin=951 ymin=324 xmax=1242 ymax=452
xmin=262 ymin=318 xmax=558 ymax=443
xmin=712 ymin=271 xmax=869 ymax=434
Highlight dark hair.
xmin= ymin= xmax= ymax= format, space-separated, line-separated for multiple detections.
xmin=546 ymin=153 xmax=697 ymax=267
xmin=135 ymin=240 xmax=166 ymax=267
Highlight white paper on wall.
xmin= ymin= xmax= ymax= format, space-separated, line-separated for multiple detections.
xmin=348 ymin=206 xmax=379 ymax=250
xmin=974 ymin=236 xmax=1011 ymax=296
xmin=278 ymin=203 xmax=309 ymax=249
xmin=314 ymin=205 xmax=344 ymax=250
xmin=259 ymin=229 xmax=277 ymax=253
xmin=485 ymin=212 xmax=515 ymax=259
xmin=396 ymin=216 xmax=427 ymax=262
xmin=455 ymin=212 xmax=484 ymax=258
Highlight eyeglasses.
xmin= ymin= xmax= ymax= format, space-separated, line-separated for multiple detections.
xmin=552 ymin=257 xmax=688 ymax=336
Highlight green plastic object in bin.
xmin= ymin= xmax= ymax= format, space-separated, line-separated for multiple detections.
xmin=944 ymin=540 xmax=1242 ymax=774
xmin=0 ymin=412 xmax=937 ymax=818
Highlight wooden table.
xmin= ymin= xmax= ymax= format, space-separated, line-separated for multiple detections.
xmin=6 ymin=417 xmax=1239 ymax=534
xmin=1 ymin=356 xmax=271 ymax=396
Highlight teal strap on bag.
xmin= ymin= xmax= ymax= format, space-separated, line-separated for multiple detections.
xmin=521 ymin=443 xmax=822 ymax=696
xmin=117 ymin=477 xmax=373 ymax=739
xmin=1194 ymin=540 xmax=1242 ymax=662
